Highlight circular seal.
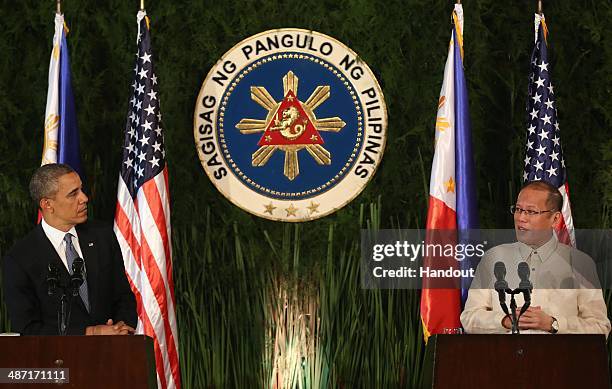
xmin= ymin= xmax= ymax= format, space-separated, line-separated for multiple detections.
xmin=194 ymin=29 xmax=387 ymax=221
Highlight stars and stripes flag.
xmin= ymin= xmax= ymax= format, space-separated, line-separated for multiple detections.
xmin=40 ymin=13 xmax=83 ymax=176
xmin=420 ymin=4 xmax=479 ymax=341
xmin=113 ymin=10 xmax=180 ymax=389
xmin=523 ymin=14 xmax=575 ymax=246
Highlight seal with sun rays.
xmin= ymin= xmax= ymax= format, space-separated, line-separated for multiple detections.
xmin=236 ymin=70 xmax=345 ymax=180
xmin=194 ymin=29 xmax=387 ymax=221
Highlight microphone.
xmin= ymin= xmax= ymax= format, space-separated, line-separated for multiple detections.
xmin=493 ymin=261 xmax=510 ymax=316
xmin=518 ymin=262 xmax=532 ymax=290
xmin=47 ymin=263 xmax=59 ymax=296
xmin=70 ymin=258 xmax=85 ymax=297
xmin=517 ymin=262 xmax=533 ymax=316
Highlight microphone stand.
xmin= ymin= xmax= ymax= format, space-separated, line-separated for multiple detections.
xmin=48 ymin=264 xmax=69 ymax=336
xmin=505 ymin=287 xmax=531 ymax=335
xmin=49 ymin=266 xmax=83 ymax=336
xmin=58 ymin=292 xmax=70 ymax=336
xmin=507 ymin=288 xmax=519 ymax=334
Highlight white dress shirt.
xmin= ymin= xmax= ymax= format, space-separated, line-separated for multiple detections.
xmin=40 ymin=218 xmax=84 ymax=272
xmin=461 ymin=235 xmax=611 ymax=336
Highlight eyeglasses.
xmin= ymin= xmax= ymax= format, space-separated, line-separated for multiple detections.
xmin=509 ymin=205 xmax=556 ymax=216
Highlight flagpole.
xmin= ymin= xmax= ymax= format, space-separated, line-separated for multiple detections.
xmin=56 ymin=0 xmax=61 ymax=14
xmin=140 ymin=0 xmax=145 ymax=10
xmin=537 ymin=0 xmax=543 ymax=15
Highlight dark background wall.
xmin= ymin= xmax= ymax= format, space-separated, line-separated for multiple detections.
xmin=0 ymin=1 xmax=610 ymax=387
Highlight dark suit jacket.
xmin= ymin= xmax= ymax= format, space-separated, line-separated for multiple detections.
xmin=2 ymin=221 xmax=137 ymax=335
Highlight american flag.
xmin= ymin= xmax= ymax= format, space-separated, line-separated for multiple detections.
xmin=523 ymin=14 xmax=575 ymax=246
xmin=113 ymin=10 xmax=180 ymax=388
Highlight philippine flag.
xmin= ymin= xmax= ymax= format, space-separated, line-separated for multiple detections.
xmin=420 ymin=3 xmax=479 ymax=341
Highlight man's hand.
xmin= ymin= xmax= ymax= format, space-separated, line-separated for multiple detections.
xmin=502 ymin=315 xmax=513 ymax=329
xmin=516 ymin=306 xmax=553 ymax=331
xmin=85 ymin=319 xmax=135 ymax=335
xmin=110 ymin=319 xmax=136 ymax=334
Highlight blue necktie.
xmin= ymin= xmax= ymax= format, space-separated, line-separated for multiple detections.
xmin=64 ymin=233 xmax=90 ymax=312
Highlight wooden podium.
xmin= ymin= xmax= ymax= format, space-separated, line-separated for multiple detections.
xmin=423 ymin=334 xmax=610 ymax=389
xmin=0 ymin=335 xmax=157 ymax=388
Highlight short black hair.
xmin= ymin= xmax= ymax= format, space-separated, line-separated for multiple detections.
xmin=520 ymin=180 xmax=563 ymax=211
xmin=29 ymin=163 xmax=76 ymax=206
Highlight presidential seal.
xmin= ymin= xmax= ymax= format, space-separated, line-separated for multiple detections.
xmin=194 ymin=29 xmax=387 ymax=221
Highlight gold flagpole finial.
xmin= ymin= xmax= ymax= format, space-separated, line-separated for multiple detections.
xmin=140 ymin=0 xmax=145 ymax=10
xmin=56 ymin=0 xmax=61 ymax=14
xmin=537 ymin=0 xmax=543 ymax=15
xmin=456 ymin=0 xmax=461 ymax=3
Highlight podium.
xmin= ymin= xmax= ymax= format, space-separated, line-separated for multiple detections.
xmin=0 ymin=335 xmax=157 ymax=388
xmin=423 ymin=334 xmax=610 ymax=389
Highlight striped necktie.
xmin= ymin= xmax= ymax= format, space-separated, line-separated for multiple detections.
xmin=64 ymin=233 xmax=90 ymax=312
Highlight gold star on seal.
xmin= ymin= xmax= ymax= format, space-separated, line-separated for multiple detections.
xmin=445 ymin=177 xmax=455 ymax=193
xmin=265 ymin=135 xmax=272 ymax=142
xmin=264 ymin=202 xmax=276 ymax=215
xmin=285 ymin=204 xmax=298 ymax=217
xmin=307 ymin=202 xmax=319 ymax=214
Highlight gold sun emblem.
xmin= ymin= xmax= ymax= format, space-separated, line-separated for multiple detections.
xmin=235 ymin=71 xmax=346 ymax=180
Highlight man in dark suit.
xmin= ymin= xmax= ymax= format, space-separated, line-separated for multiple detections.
xmin=2 ymin=163 xmax=137 ymax=335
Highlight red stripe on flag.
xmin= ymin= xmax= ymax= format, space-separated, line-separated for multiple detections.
xmin=116 ymin=224 xmax=173 ymax=388
xmin=555 ymin=215 xmax=571 ymax=245
xmin=555 ymin=182 xmax=574 ymax=246
xmin=426 ymin=196 xmax=457 ymax=230
xmin=115 ymin=201 xmax=142 ymax=268
xmin=420 ymin=289 xmax=461 ymax=333
xmin=115 ymin=216 xmax=170 ymax=388
xmin=144 ymin=169 xmax=176 ymax=306
xmin=421 ymin=196 xmax=461 ymax=337
xmin=143 ymin=315 xmax=168 ymax=389
xmin=139 ymin=233 xmax=179 ymax=383
xmin=142 ymin=177 xmax=170 ymax=257
xmin=162 ymin=168 xmax=176 ymax=305
xmin=114 ymin=220 xmax=143 ymax=312
xmin=122 ymin=263 xmax=168 ymax=389
xmin=138 ymin=182 xmax=180 ymax=387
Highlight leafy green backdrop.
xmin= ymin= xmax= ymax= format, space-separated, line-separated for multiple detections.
xmin=0 ymin=0 xmax=611 ymax=387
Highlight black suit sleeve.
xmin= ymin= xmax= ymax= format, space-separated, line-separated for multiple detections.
xmin=109 ymin=230 xmax=137 ymax=328
xmin=2 ymin=254 xmax=57 ymax=335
